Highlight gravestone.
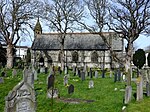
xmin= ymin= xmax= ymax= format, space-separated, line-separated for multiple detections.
xmin=114 ymin=71 xmax=117 ymax=83
xmin=117 ymin=69 xmax=121 ymax=81
xmin=64 ymin=75 xmax=68 ymax=86
xmin=45 ymin=67 xmax=48 ymax=74
xmin=124 ymin=86 xmax=132 ymax=104
xmin=89 ymin=68 xmax=93 ymax=78
xmin=123 ymin=74 xmax=126 ymax=81
xmin=146 ymin=81 xmax=150 ymax=96
xmin=78 ymin=69 xmax=81 ymax=78
xmin=58 ymin=66 xmax=62 ymax=74
xmin=48 ymin=75 xmax=55 ymax=89
xmin=0 ymin=77 xmax=4 ymax=84
xmin=23 ymin=68 xmax=34 ymax=88
xmin=5 ymin=80 xmax=36 ymax=112
xmin=12 ymin=69 xmax=17 ymax=77
xmin=32 ymin=67 xmax=37 ymax=80
xmin=68 ymin=84 xmax=74 ymax=94
xmin=65 ymin=66 xmax=68 ymax=74
xmin=89 ymin=80 xmax=94 ymax=88
xmin=136 ymin=76 xmax=143 ymax=101
xmin=72 ymin=66 xmax=76 ymax=73
xmin=109 ymin=70 xmax=113 ymax=78
xmin=76 ymin=68 xmax=78 ymax=76
xmin=47 ymin=88 xmax=59 ymax=98
xmin=95 ymin=71 xmax=98 ymax=78
xmin=40 ymin=67 xmax=45 ymax=73
xmin=81 ymin=72 xmax=85 ymax=81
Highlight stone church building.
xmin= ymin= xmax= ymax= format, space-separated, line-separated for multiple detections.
xmin=31 ymin=19 xmax=124 ymax=69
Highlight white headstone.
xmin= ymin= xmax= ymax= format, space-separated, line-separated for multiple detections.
xmin=64 ymin=75 xmax=68 ymax=86
xmin=47 ymin=89 xmax=59 ymax=98
xmin=95 ymin=71 xmax=98 ymax=78
xmin=89 ymin=80 xmax=94 ymax=88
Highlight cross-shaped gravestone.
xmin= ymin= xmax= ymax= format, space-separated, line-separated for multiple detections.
xmin=48 ymin=75 xmax=55 ymax=89
xmin=64 ymin=75 xmax=68 ymax=86
xmin=68 ymin=84 xmax=74 ymax=94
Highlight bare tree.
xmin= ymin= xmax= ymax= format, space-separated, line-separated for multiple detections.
xmin=109 ymin=0 xmax=150 ymax=85
xmin=41 ymin=0 xmax=83 ymax=70
xmin=0 ymin=0 xmax=39 ymax=68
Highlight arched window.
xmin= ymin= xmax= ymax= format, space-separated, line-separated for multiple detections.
xmin=72 ymin=51 xmax=78 ymax=62
xmin=39 ymin=57 xmax=44 ymax=66
xmin=91 ymin=51 xmax=98 ymax=62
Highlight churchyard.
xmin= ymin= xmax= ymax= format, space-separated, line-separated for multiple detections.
xmin=1 ymin=66 xmax=150 ymax=112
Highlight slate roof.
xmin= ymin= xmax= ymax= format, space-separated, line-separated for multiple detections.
xmin=31 ymin=32 xmax=123 ymax=51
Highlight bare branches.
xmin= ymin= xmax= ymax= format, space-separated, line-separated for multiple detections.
xmin=109 ymin=0 xmax=150 ymax=43
xmin=0 ymin=0 xmax=39 ymax=46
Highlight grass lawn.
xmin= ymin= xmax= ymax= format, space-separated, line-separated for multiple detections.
xmin=0 ymin=68 xmax=150 ymax=112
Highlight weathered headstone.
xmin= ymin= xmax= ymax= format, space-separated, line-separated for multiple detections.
xmin=114 ymin=71 xmax=117 ymax=83
xmin=123 ymin=74 xmax=126 ymax=81
xmin=89 ymin=68 xmax=93 ymax=78
xmin=58 ymin=66 xmax=61 ymax=74
xmin=47 ymin=88 xmax=59 ymax=98
xmin=124 ymin=86 xmax=132 ymax=104
xmin=0 ymin=77 xmax=4 ymax=84
xmin=68 ymin=84 xmax=74 ymax=94
xmin=64 ymin=66 xmax=68 ymax=74
xmin=45 ymin=67 xmax=48 ymax=74
xmin=136 ymin=76 xmax=143 ymax=101
xmin=12 ymin=69 xmax=17 ymax=77
xmin=109 ymin=70 xmax=113 ymax=78
xmin=76 ymin=68 xmax=78 ymax=76
xmin=72 ymin=66 xmax=76 ymax=73
xmin=78 ymin=69 xmax=81 ymax=78
xmin=81 ymin=72 xmax=85 ymax=81
xmin=95 ymin=71 xmax=98 ymax=78
xmin=117 ymin=69 xmax=121 ymax=81
xmin=40 ymin=67 xmax=45 ymax=73
xmin=32 ymin=67 xmax=37 ymax=80
xmin=48 ymin=75 xmax=55 ymax=89
xmin=89 ymin=80 xmax=94 ymax=88
xmin=23 ymin=68 xmax=34 ymax=88
xmin=64 ymin=75 xmax=68 ymax=86
xmin=146 ymin=81 xmax=150 ymax=96
xmin=5 ymin=81 xmax=36 ymax=112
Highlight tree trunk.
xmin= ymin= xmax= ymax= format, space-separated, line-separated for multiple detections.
xmin=125 ymin=42 xmax=133 ymax=86
xmin=6 ymin=44 xmax=14 ymax=68
xmin=60 ymin=41 xmax=65 ymax=71
xmin=124 ymin=42 xmax=133 ymax=104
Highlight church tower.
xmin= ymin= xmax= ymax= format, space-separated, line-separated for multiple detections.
xmin=34 ymin=18 xmax=42 ymax=37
